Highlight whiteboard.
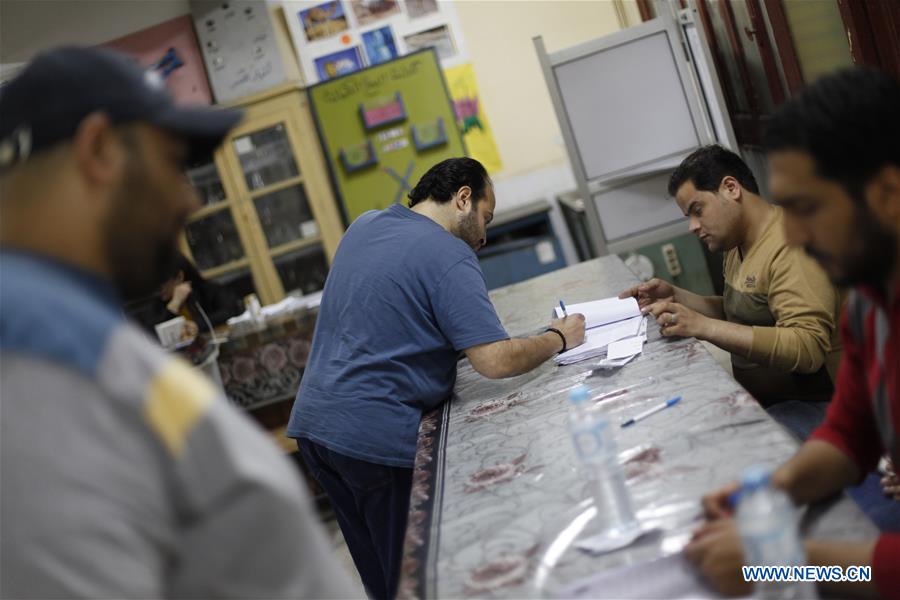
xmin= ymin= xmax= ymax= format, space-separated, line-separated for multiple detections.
xmin=554 ymin=29 xmax=700 ymax=183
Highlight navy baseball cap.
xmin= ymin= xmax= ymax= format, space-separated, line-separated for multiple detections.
xmin=0 ymin=46 xmax=242 ymax=169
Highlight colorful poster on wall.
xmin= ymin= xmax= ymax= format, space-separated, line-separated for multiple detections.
xmin=315 ymin=47 xmax=364 ymax=80
xmin=285 ymin=0 xmax=469 ymax=84
xmin=443 ymin=63 xmax=502 ymax=174
xmin=299 ymin=1 xmax=349 ymax=41
xmin=404 ymin=25 xmax=456 ymax=60
xmin=102 ymin=15 xmax=212 ymax=105
xmin=406 ymin=0 xmax=439 ymax=19
xmin=362 ymin=26 xmax=398 ymax=65
xmin=350 ymin=0 xmax=401 ymax=26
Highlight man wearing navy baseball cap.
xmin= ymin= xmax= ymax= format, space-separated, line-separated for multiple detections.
xmin=0 ymin=45 xmax=245 ymax=297
xmin=0 ymin=46 xmax=355 ymax=598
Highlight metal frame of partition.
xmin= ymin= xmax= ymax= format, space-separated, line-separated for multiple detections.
xmin=535 ymin=1 xmax=737 ymax=257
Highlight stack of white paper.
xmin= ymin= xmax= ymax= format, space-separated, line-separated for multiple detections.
xmin=554 ymin=297 xmax=643 ymax=365
xmin=554 ymin=296 xmax=640 ymax=325
xmin=607 ymin=335 xmax=645 ymax=361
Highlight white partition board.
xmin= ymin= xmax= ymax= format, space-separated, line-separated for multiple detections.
xmin=554 ymin=30 xmax=700 ymax=182
xmin=593 ymin=170 xmax=685 ymax=242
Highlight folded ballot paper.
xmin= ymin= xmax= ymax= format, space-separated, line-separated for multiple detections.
xmin=554 ymin=297 xmax=646 ymax=365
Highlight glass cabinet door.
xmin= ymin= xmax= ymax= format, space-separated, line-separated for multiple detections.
xmin=184 ymin=209 xmax=245 ymax=270
xmin=187 ymin=160 xmax=227 ymax=207
xmin=274 ymin=245 xmax=329 ymax=296
xmin=183 ymin=159 xmax=260 ymax=301
xmin=230 ymin=119 xmax=331 ymax=299
xmin=233 ymin=124 xmax=300 ymax=190
xmin=253 ymin=185 xmax=318 ymax=248
xmin=181 ymin=88 xmax=345 ymax=307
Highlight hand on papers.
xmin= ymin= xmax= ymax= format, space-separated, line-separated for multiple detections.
xmin=645 ymin=300 xmax=710 ymax=339
xmin=684 ymin=519 xmax=751 ymax=597
xmin=552 ymin=297 xmax=641 ymax=365
xmin=618 ymin=278 xmax=675 ymax=310
xmin=549 ymin=314 xmax=586 ymax=351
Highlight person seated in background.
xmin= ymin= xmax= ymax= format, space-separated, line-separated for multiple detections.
xmin=0 ymin=46 xmax=354 ymax=598
xmin=124 ymin=252 xmax=242 ymax=337
xmin=686 ymin=67 xmax=899 ymax=600
xmin=619 ymin=145 xmax=842 ymax=439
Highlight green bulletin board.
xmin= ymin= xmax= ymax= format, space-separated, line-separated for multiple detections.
xmin=308 ymin=49 xmax=466 ymax=224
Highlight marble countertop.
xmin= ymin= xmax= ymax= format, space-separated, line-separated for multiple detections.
xmin=399 ymin=256 xmax=877 ymax=599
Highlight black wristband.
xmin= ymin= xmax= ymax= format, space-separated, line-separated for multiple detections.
xmin=545 ymin=327 xmax=567 ymax=353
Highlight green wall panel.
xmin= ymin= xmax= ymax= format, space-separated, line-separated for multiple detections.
xmin=308 ymin=49 xmax=466 ymax=224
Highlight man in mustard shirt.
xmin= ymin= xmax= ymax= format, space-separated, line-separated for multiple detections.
xmin=620 ymin=145 xmax=842 ymax=435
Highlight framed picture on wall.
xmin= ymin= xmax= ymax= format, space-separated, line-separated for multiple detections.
xmin=359 ymin=92 xmax=407 ymax=129
xmin=339 ymin=140 xmax=378 ymax=172
xmin=315 ymin=46 xmax=364 ymax=80
xmin=299 ymin=1 xmax=349 ymax=41
xmin=350 ymin=0 xmax=401 ymax=26
xmin=404 ymin=25 xmax=456 ymax=60
xmin=412 ymin=117 xmax=447 ymax=151
xmin=406 ymin=0 xmax=438 ymax=19
xmin=283 ymin=0 xmax=469 ymax=83
xmin=362 ymin=26 xmax=398 ymax=65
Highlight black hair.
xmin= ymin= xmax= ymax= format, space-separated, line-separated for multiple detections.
xmin=763 ymin=67 xmax=900 ymax=203
xmin=408 ymin=157 xmax=491 ymax=207
xmin=160 ymin=252 xmax=204 ymax=284
xmin=667 ymin=144 xmax=759 ymax=197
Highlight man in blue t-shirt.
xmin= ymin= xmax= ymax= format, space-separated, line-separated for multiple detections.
xmin=287 ymin=157 xmax=585 ymax=599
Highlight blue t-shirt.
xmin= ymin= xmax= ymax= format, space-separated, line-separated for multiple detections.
xmin=286 ymin=204 xmax=509 ymax=467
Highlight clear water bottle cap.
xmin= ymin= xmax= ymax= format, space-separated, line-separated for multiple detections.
xmin=569 ymin=385 xmax=591 ymax=404
xmin=740 ymin=464 xmax=772 ymax=491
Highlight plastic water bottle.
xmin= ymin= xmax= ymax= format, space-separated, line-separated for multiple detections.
xmin=568 ymin=385 xmax=638 ymax=538
xmin=735 ymin=465 xmax=817 ymax=599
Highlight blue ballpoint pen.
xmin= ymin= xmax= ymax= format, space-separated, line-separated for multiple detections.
xmin=621 ymin=396 xmax=682 ymax=427
xmin=559 ymin=299 xmax=568 ymax=317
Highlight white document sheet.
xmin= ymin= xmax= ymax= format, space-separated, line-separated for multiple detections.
xmin=554 ymin=296 xmax=641 ymax=329
xmin=606 ymin=335 xmax=645 ymax=360
xmin=555 ymin=315 xmax=642 ymax=365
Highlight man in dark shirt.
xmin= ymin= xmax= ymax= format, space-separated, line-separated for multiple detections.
xmin=288 ymin=157 xmax=586 ymax=599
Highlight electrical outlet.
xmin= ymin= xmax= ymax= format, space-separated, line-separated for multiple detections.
xmin=661 ymin=243 xmax=682 ymax=277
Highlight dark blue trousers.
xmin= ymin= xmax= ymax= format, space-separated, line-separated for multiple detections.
xmin=297 ymin=438 xmax=412 ymax=600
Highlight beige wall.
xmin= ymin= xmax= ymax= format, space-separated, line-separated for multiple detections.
xmin=1 ymin=0 xmax=630 ymax=182
xmin=0 ymin=0 xmax=302 ymax=81
xmin=0 ymin=0 xmax=191 ymax=63
xmin=455 ymin=0 xmax=624 ymax=180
